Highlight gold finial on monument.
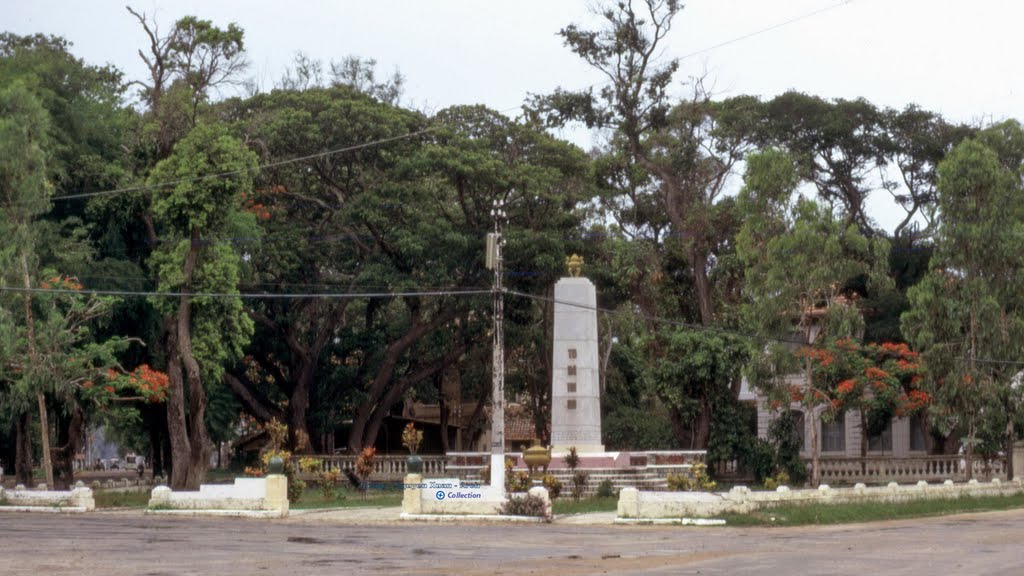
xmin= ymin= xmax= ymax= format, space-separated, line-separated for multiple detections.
xmin=565 ymin=254 xmax=584 ymax=278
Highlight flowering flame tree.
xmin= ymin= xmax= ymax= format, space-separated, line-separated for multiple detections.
xmin=809 ymin=339 xmax=928 ymax=460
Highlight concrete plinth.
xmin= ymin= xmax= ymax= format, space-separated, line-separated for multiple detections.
xmin=403 ymin=474 xmax=423 ymax=514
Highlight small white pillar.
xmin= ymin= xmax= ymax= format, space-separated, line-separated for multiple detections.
xmin=490 ymin=453 xmax=506 ymax=495
xmin=149 ymin=485 xmax=171 ymax=508
xmin=617 ymin=487 xmax=639 ymax=518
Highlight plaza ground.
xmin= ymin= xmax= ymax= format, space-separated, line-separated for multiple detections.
xmin=3 ymin=507 xmax=1023 ymax=574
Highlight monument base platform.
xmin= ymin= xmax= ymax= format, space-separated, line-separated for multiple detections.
xmin=551 ymin=444 xmax=605 ymax=455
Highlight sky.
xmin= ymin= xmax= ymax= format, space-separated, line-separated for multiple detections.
xmin=5 ymin=0 xmax=1024 ymax=232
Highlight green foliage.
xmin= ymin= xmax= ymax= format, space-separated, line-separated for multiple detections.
xmin=707 ymin=399 xmax=756 ymax=471
xmin=149 ymin=123 xmax=257 ymax=234
xmin=563 ymin=446 xmax=581 ymax=470
xmin=0 ymin=80 xmax=51 ymax=219
xmin=666 ymin=463 xmax=716 ymax=492
xmin=738 ymin=149 xmax=892 ymax=483
xmin=564 ymin=446 xmax=588 ymax=501
xmin=595 ymin=478 xmax=616 ymax=499
xmin=767 ymin=411 xmax=808 ymax=486
xmin=355 ymin=447 xmax=377 ymax=485
xmin=498 ymin=493 xmax=551 ymax=521
xmin=541 ymin=474 xmax=563 ymax=499
xmin=148 ymin=123 xmax=257 ymax=381
xmin=735 ymin=437 xmax=775 ymax=485
xmin=645 ymin=328 xmax=750 ymax=449
xmin=602 ymin=405 xmax=676 ymax=450
xmin=902 ymin=127 xmax=1024 ymax=462
xmin=762 ymin=471 xmax=791 ymax=490
xmin=569 ymin=471 xmax=589 ymax=502
xmin=509 ymin=471 xmax=531 ymax=493
xmin=602 ymin=338 xmax=676 ymax=450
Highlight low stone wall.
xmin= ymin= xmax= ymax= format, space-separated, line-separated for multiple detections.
xmin=402 ymin=474 xmax=505 ymax=515
xmin=89 ymin=476 xmax=166 ymax=492
xmin=148 ymin=475 xmax=288 ymax=518
xmin=401 ymin=474 xmax=552 ymax=518
xmin=0 ymin=482 xmax=95 ymax=511
xmin=617 ymin=478 xmax=1024 ymax=519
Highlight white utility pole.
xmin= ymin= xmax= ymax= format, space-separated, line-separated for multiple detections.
xmin=487 ymin=199 xmax=506 ymax=493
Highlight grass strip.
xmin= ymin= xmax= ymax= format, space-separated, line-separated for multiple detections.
xmin=94 ymin=491 xmax=151 ymax=508
xmin=720 ymin=493 xmax=1024 ymax=526
xmin=552 ymin=496 xmax=618 ymax=516
xmin=291 ymin=488 xmax=403 ymax=509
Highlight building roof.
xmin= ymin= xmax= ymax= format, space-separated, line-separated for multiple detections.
xmin=505 ymin=403 xmax=539 ymax=441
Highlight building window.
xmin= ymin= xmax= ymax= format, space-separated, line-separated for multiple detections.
xmin=568 ymin=348 xmax=577 ymax=360
xmin=567 ymin=399 xmax=576 ymax=410
xmin=910 ymin=414 xmax=927 ymax=451
xmin=567 ymin=382 xmax=577 ymax=393
xmin=869 ymin=419 xmax=893 ymax=452
xmin=567 ymin=365 xmax=576 ymax=376
xmin=821 ymin=411 xmax=846 ymax=453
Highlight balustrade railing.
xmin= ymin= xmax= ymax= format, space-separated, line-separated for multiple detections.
xmin=297 ymin=452 xmax=1006 ymax=485
xmin=301 ymin=454 xmax=448 ymax=480
xmin=814 ymin=455 xmax=1007 ymax=483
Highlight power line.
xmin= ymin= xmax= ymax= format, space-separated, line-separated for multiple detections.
xmin=678 ymin=1 xmax=854 ymax=61
xmin=505 ymin=288 xmax=805 ymax=346
xmin=35 ymin=3 xmax=852 ymax=206
xmin=6 ymin=281 xmax=1024 ymax=368
xmin=0 ymin=286 xmax=492 ymax=300
xmin=520 ymin=0 xmax=855 ymax=104
xmin=48 ymin=126 xmax=437 ymax=203
xmin=505 ymin=289 xmax=1024 ymax=368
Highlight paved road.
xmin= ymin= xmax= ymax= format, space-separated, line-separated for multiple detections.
xmin=3 ymin=508 xmax=1023 ymax=575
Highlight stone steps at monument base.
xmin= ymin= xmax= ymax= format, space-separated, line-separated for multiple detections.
xmin=457 ymin=468 xmax=674 ymax=497
xmin=545 ymin=471 xmax=669 ymax=497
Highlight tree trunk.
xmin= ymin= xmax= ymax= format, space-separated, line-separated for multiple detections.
xmin=223 ymin=372 xmax=283 ymax=423
xmin=692 ymin=398 xmax=712 ymax=449
xmin=165 ymin=319 xmax=192 ymax=489
xmin=179 ymin=293 xmax=211 ymax=489
xmin=806 ymin=355 xmax=820 ymax=486
xmin=465 ymin=392 xmax=489 ymax=449
xmin=169 ymin=228 xmax=211 ymax=489
xmin=147 ymin=405 xmax=167 ymax=478
xmin=347 ymin=309 xmax=457 ymax=452
xmin=35 ymin=394 xmax=53 ymax=487
xmin=860 ymin=410 xmax=868 ymax=475
xmin=1006 ymin=419 xmax=1015 ymax=481
xmin=15 ymin=411 xmax=33 ymax=486
xmin=691 ymin=247 xmax=714 ymax=326
xmin=668 ymin=406 xmax=687 ymax=448
xmin=360 ymin=346 xmax=466 ymax=451
xmin=438 ymin=373 xmax=449 ymax=454
xmin=809 ymin=408 xmax=820 ymax=486
xmin=20 ymin=250 xmax=53 ymax=487
xmin=52 ymin=405 xmax=85 ymax=490
xmin=288 ymin=359 xmax=315 ymax=453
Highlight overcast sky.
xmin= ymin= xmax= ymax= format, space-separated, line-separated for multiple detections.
xmin=6 ymin=0 xmax=1024 ymax=231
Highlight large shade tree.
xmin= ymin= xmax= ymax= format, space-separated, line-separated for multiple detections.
xmin=902 ymin=123 xmax=1024 ymax=478
xmin=738 ymin=149 xmax=891 ymax=485
xmin=148 ymin=123 xmax=257 ymax=488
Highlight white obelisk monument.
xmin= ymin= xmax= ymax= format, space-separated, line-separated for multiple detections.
xmin=550 ymin=255 xmax=604 ymax=453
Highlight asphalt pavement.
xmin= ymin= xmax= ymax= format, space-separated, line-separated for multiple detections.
xmin=3 ymin=507 xmax=1023 ymax=575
